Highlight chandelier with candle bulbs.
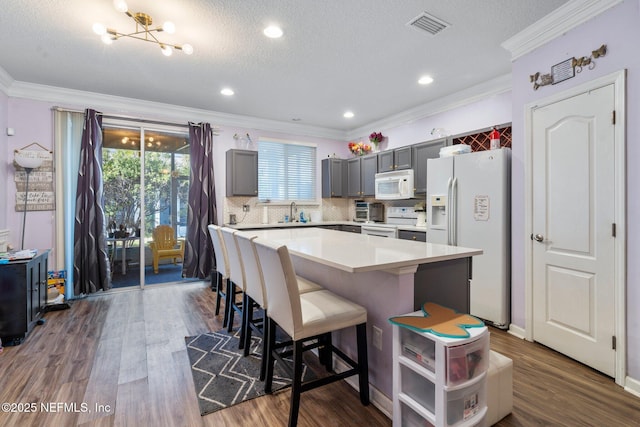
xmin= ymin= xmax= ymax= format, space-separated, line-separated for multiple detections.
xmin=93 ymin=0 xmax=193 ymax=57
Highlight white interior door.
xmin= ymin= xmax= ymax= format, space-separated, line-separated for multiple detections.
xmin=531 ymin=84 xmax=616 ymax=376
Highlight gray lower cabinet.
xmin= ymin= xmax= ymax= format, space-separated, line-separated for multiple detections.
xmin=398 ymin=230 xmax=426 ymax=242
xmin=226 ymin=149 xmax=258 ymax=196
xmin=340 ymin=224 xmax=362 ymax=233
xmin=378 ymin=146 xmax=412 ymax=172
xmin=322 ymin=158 xmax=346 ymax=198
xmin=412 ymin=139 xmax=447 ymax=195
xmin=0 ymin=250 xmax=48 ymax=345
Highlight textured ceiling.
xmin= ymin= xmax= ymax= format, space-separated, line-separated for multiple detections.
xmin=0 ymin=0 xmax=568 ymax=132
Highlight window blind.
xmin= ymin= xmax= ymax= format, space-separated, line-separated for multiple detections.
xmin=258 ymin=139 xmax=316 ymax=202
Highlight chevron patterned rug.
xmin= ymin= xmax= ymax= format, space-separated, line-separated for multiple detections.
xmin=185 ymin=328 xmax=315 ymax=416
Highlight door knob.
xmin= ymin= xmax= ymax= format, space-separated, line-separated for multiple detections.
xmin=532 ymin=233 xmax=544 ymax=242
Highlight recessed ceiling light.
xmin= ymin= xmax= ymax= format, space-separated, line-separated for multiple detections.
xmin=264 ymin=25 xmax=283 ymax=38
xmin=343 ymin=111 xmax=354 ymax=118
xmin=221 ymin=88 xmax=234 ymax=96
xmin=418 ymin=75 xmax=434 ymax=85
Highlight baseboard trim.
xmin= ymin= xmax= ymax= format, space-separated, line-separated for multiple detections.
xmin=507 ymin=324 xmax=526 ymax=340
xmin=333 ymin=356 xmax=393 ymax=419
xmin=624 ymin=376 xmax=640 ymax=398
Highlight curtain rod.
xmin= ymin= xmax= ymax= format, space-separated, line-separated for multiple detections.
xmin=52 ymin=106 xmax=190 ymax=129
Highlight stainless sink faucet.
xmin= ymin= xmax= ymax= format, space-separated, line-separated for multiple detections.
xmin=290 ymin=201 xmax=297 ymax=222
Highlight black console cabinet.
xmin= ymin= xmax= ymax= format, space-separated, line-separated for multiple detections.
xmin=0 ymin=250 xmax=49 ymax=345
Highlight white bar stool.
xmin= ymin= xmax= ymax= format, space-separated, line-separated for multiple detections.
xmin=220 ymin=227 xmax=246 ymax=342
xmin=254 ymin=238 xmax=370 ymax=427
xmin=207 ymin=224 xmax=230 ymax=327
xmin=235 ymin=232 xmax=324 ymax=380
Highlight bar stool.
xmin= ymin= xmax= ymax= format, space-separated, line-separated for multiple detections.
xmin=254 ymin=238 xmax=369 ymax=427
xmin=207 ymin=224 xmax=230 ymax=327
xmin=235 ymin=232 xmax=324 ymax=379
xmin=220 ymin=227 xmax=246 ymax=341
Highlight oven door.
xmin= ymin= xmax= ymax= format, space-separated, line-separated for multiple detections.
xmin=361 ymin=224 xmax=398 ymax=238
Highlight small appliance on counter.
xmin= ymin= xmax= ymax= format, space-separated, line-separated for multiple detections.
xmin=354 ymin=201 xmax=384 ymax=223
xmin=414 ymin=201 xmax=427 ymax=228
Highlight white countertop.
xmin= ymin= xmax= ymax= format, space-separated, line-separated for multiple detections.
xmin=228 ymin=220 xmax=428 ymax=233
xmin=238 ymin=227 xmax=481 ymax=275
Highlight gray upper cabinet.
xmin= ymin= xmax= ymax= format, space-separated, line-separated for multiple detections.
xmin=346 ymin=157 xmax=362 ymax=197
xmin=361 ymin=154 xmax=378 ymax=196
xmin=377 ymin=150 xmax=394 ymax=172
xmin=322 ymin=158 xmax=346 ymax=198
xmin=412 ymin=139 xmax=447 ymax=195
xmin=378 ymin=147 xmax=412 ymax=172
xmin=346 ymin=154 xmax=378 ymax=197
xmin=226 ymin=149 xmax=258 ymax=196
xmin=394 ymin=146 xmax=412 ymax=170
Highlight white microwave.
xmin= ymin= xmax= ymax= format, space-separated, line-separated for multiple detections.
xmin=374 ymin=169 xmax=415 ymax=200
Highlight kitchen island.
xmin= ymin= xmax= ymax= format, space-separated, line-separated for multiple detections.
xmin=236 ymin=227 xmax=481 ymax=413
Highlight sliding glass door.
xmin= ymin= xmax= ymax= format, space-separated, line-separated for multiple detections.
xmin=102 ymin=121 xmax=190 ymax=289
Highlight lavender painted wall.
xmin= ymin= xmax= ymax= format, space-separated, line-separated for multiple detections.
xmin=509 ymin=0 xmax=640 ymax=380
xmin=0 ymin=90 xmax=8 ymax=228
xmin=354 ymin=91 xmax=512 ymax=150
xmin=6 ymin=98 xmax=55 ymax=252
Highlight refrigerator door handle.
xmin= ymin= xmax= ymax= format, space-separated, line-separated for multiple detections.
xmin=447 ymin=177 xmax=453 ymax=245
xmin=452 ymin=177 xmax=458 ymax=246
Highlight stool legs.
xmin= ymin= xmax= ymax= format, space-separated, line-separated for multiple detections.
xmin=356 ymin=323 xmax=370 ymax=405
xmin=264 ymin=317 xmax=277 ymax=394
xmin=263 ymin=319 xmax=370 ymax=427
xmin=289 ymin=340 xmax=305 ymax=427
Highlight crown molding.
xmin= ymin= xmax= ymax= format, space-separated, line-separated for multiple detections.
xmin=345 ymin=73 xmax=512 ymax=141
xmin=501 ymin=0 xmax=623 ymax=61
xmin=0 ymin=66 xmax=14 ymax=95
xmin=4 ymin=69 xmax=511 ymax=142
xmin=6 ymin=80 xmax=346 ymax=141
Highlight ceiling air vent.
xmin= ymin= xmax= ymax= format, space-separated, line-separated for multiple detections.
xmin=407 ymin=12 xmax=450 ymax=36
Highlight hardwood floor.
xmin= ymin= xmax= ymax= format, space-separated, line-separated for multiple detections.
xmin=0 ymin=282 xmax=638 ymax=426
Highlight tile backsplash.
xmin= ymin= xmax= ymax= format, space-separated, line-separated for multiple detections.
xmin=224 ymin=197 xmax=351 ymax=225
xmin=224 ymin=197 xmax=426 ymax=225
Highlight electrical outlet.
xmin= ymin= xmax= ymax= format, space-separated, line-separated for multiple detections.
xmin=242 ymin=204 xmax=250 ymax=212
xmin=373 ymin=326 xmax=383 ymax=350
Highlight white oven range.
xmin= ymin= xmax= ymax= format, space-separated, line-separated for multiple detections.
xmin=360 ymin=207 xmax=419 ymax=238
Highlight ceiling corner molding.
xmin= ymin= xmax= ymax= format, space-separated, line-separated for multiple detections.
xmin=501 ymin=0 xmax=623 ymax=61
xmin=7 ymin=80 xmax=345 ymax=141
xmin=0 ymin=66 xmax=14 ymax=95
xmin=346 ymin=73 xmax=512 ymax=140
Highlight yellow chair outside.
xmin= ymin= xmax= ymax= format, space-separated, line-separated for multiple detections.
xmin=149 ymin=225 xmax=185 ymax=274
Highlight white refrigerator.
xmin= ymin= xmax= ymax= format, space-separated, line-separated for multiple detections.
xmin=426 ymin=148 xmax=511 ymax=328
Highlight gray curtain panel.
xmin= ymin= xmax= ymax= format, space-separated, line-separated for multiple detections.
xmin=73 ymin=109 xmax=111 ymax=294
xmin=183 ymin=122 xmax=217 ymax=279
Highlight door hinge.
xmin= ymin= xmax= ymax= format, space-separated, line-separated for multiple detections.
xmin=612 ymin=335 xmax=617 ymax=350
xmin=612 ymin=223 xmax=616 ymax=237
xmin=612 ymin=110 xmax=616 ymax=125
